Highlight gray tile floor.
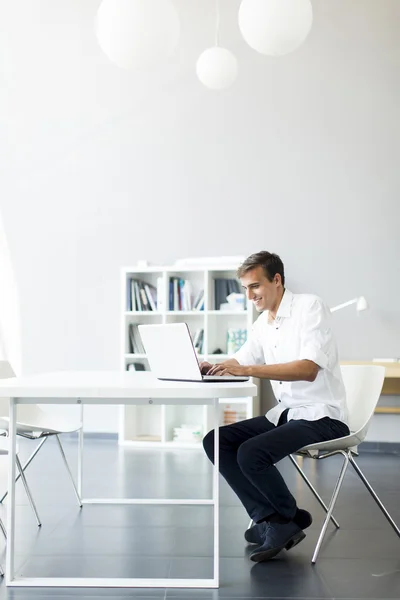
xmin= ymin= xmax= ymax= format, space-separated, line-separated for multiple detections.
xmin=0 ymin=437 xmax=399 ymax=599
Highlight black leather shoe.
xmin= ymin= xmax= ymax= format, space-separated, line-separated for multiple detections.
xmin=244 ymin=521 xmax=268 ymax=545
xmin=249 ymin=521 xmax=306 ymax=562
xmin=245 ymin=509 xmax=312 ymax=545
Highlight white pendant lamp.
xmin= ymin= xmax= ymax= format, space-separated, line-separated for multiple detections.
xmin=196 ymin=0 xmax=238 ymax=90
xmin=196 ymin=47 xmax=238 ymax=90
xmin=96 ymin=0 xmax=180 ymax=71
xmin=238 ymin=0 xmax=313 ymax=57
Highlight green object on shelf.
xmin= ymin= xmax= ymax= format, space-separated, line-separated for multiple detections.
xmin=227 ymin=328 xmax=247 ymax=354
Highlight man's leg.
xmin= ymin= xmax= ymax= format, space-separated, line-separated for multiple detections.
xmin=239 ymin=416 xmax=350 ymax=561
xmin=203 ymin=416 xmax=277 ymax=523
xmin=237 ymin=417 xmax=345 ymax=522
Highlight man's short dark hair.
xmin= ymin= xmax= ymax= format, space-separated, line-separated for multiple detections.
xmin=237 ymin=251 xmax=285 ymax=286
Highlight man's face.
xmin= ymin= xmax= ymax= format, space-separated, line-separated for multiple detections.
xmin=240 ymin=265 xmax=282 ymax=313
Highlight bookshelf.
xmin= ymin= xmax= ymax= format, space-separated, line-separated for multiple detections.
xmin=119 ymin=264 xmax=260 ymax=447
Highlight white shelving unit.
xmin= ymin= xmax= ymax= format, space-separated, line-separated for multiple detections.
xmin=119 ymin=265 xmax=260 ymax=447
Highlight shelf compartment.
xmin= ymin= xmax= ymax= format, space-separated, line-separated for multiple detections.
xmin=124 ymin=314 xmax=163 ymax=356
xmin=207 ymin=313 xmax=248 ymax=356
xmin=206 ymin=270 xmax=244 ymax=311
xmin=124 ymin=271 xmax=164 ymax=312
xmin=164 ymin=405 xmax=207 ymax=444
xmin=165 ymin=270 xmax=206 ymax=312
xmin=121 ymin=405 xmax=162 ymax=443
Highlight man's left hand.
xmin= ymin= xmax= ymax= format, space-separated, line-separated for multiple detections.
xmin=211 ymin=364 xmax=250 ymax=377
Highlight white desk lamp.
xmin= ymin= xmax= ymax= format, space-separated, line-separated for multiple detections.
xmin=330 ymin=296 xmax=368 ymax=313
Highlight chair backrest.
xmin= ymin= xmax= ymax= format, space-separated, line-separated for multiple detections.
xmin=0 ymin=360 xmax=16 ymax=416
xmin=340 ymin=364 xmax=385 ymax=442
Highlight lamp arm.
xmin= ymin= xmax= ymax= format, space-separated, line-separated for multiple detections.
xmin=330 ymin=298 xmax=358 ymax=313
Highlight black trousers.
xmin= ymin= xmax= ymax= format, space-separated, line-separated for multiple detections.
xmin=203 ymin=411 xmax=349 ymax=524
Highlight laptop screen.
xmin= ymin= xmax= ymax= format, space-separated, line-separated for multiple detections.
xmin=138 ymin=323 xmax=203 ymax=381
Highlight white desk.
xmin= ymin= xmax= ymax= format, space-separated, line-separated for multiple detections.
xmin=0 ymin=371 xmax=256 ymax=589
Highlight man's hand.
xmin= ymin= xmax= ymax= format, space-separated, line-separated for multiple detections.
xmin=199 ymin=361 xmax=213 ymax=375
xmin=207 ymin=362 xmax=249 ymax=377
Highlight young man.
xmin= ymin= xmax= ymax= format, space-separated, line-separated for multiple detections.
xmin=202 ymin=251 xmax=349 ymax=563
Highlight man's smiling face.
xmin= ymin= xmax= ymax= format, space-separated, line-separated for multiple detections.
xmin=240 ymin=265 xmax=283 ymax=313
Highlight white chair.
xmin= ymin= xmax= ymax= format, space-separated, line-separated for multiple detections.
xmin=0 ymin=437 xmax=8 ymax=578
xmin=0 ymin=435 xmax=41 ymax=577
xmin=0 ymin=435 xmax=41 ymax=530
xmin=0 ymin=361 xmax=82 ymax=518
xmin=290 ymin=364 xmax=400 ymax=563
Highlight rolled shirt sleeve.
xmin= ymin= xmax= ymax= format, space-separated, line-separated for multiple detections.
xmin=299 ymin=298 xmax=332 ymax=370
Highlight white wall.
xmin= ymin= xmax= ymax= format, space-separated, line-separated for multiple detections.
xmin=0 ymin=0 xmax=399 ymax=433
xmin=0 ymin=213 xmax=21 ymax=372
xmin=367 ymin=413 xmax=400 ymax=444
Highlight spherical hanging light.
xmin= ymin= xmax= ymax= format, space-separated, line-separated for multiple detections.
xmin=196 ymin=0 xmax=238 ymax=90
xmin=96 ymin=0 xmax=180 ymax=71
xmin=238 ymin=0 xmax=313 ymax=57
xmin=196 ymin=47 xmax=238 ymax=90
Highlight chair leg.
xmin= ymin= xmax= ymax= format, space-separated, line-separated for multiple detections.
xmin=55 ymin=435 xmax=82 ymax=507
xmin=0 ymin=437 xmax=48 ymax=504
xmin=348 ymin=454 xmax=400 ymax=538
xmin=15 ymin=455 xmax=41 ymax=527
xmin=289 ymin=454 xmax=340 ymax=529
xmin=0 ymin=562 xmax=3 ymax=577
xmin=311 ymin=451 xmax=349 ymax=564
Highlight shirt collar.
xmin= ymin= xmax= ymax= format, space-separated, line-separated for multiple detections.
xmin=276 ymin=289 xmax=293 ymax=319
xmin=267 ymin=288 xmax=293 ymax=324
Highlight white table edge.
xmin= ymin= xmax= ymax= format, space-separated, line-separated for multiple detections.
xmin=6 ymin=577 xmax=219 ymax=588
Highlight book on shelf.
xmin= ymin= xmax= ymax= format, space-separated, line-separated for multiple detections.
xmin=126 ymin=277 xmax=132 ymax=313
xmin=192 ymin=328 xmax=204 ymax=354
xmin=174 ymin=278 xmax=179 ymax=310
xmin=126 ymin=278 xmax=157 ymax=311
xmin=192 ymin=289 xmax=204 ymax=311
xmin=144 ymin=283 xmax=157 ymax=311
xmin=128 ymin=324 xmax=146 ymax=354
xmin=169 ymin=278 xmax=175 ymax=310
xmin=168 ymin=277 xmax=194 ymax=311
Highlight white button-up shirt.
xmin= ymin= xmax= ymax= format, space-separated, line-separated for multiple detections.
xmin=233 ymin=289 xmax=348 ymax=426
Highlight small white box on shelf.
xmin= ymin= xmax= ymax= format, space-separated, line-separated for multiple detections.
xmin=173 ymin=424 xmax=203 ymax=444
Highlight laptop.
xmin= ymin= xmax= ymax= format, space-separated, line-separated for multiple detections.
xmin=138 ymin=323 xmax=249 ymax=383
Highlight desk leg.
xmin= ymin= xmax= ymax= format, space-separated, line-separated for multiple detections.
xmin=78 ymin=404 xmax=84 ymax=499
xmin=6 ymin=399 xmax=17 ymax=583
xmin=213 ymin=398 xmax=219 ymax=587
